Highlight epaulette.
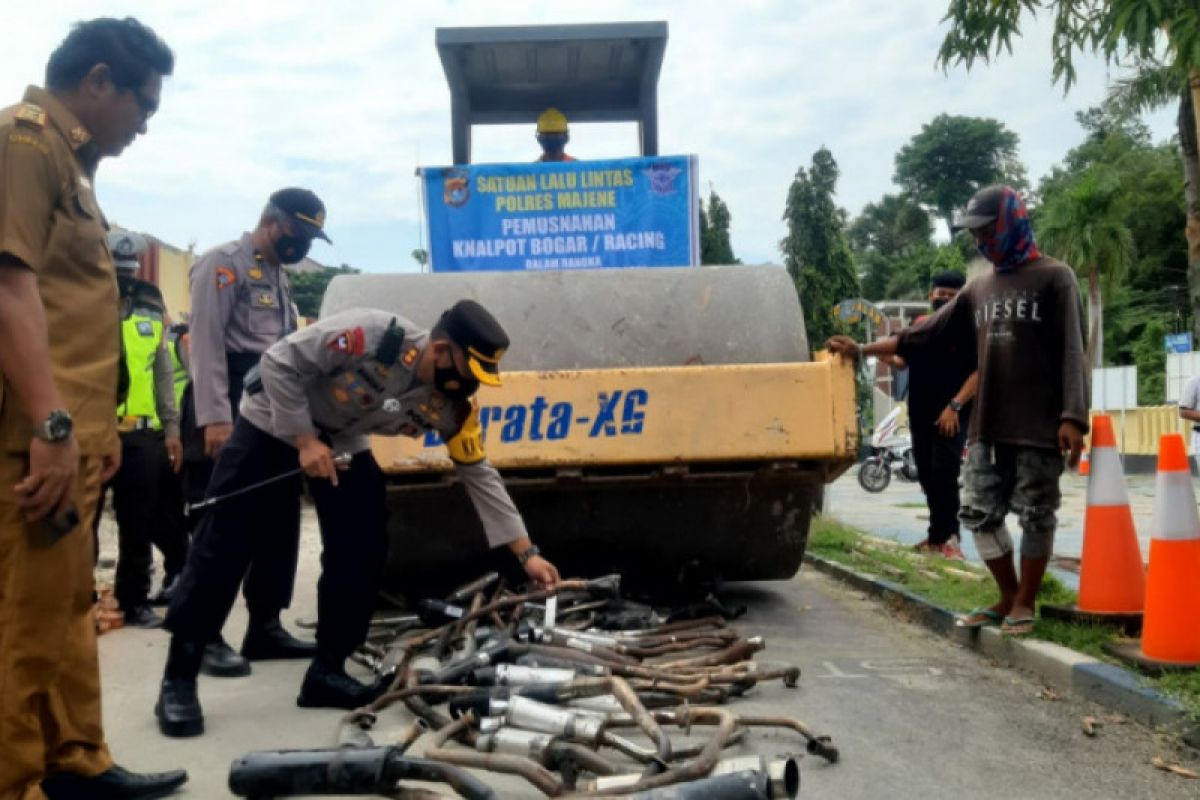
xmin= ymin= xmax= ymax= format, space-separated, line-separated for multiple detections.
xmin=217 ymin=240 xmax=240 ymax=255
xmin=14 ymin=103 xmax=46 ymax=129
xmin=375 ymin=317 xmax=406 ymax=364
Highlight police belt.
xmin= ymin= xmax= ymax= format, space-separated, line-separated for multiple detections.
xmin=117 ymin=416 xmax=158 ymax=433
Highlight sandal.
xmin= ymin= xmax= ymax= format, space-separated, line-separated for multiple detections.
xmin=1001 ymin=616 xmax=1035 ymax=636
xmin=955 ymin=608 xmax=1004 ymax=629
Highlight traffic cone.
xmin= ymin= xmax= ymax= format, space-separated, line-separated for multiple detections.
xmin=1042 ymin=414 xmax=1144 ymax=633
xmin=1078 ymin=450 xmax=1090 ymax=476
xmin=1105 ymin=433 xmax=1200 ymax=672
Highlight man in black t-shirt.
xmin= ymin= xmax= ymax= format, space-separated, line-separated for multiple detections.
xmin=895 ymin=271 xmax=976 ymax=559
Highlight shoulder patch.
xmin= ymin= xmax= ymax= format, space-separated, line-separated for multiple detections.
xmin=7 ymin=131 xmax=49 ymax=156
xmin=14 ymin=103 xmax=46 ymax=128
xmin=328 ymin=328 xmax=366 ymax=356
xmin=215 ymin=266 xmax=236 ymax=290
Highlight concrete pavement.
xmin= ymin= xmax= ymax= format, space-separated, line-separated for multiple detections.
xmin=92 ymin=505 xmax=1199 ymax=799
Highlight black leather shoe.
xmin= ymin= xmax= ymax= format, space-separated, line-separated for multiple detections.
xmin=155 ymin=676 xmax=203 ymax=738
xmin=201 ymin=636 xmax=251 ymax=677
xmin=42 ymin=764 xmax=188 ymax=799
xmin=123 ymin=605 xmax=163 ymax=629
xmin=296 ymin=662 xmax=387 ymax=710
xmin=147 ymin=574 xmax=179 ymax=607
xmin=242 ymin=618 xmax=317 ymax=661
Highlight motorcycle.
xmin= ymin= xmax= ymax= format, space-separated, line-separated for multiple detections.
xmin=857 ymin=405 xmax=919 ymax=493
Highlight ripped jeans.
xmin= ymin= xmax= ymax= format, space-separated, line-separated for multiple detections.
xmin=958 ymin=442 xmax=1064 ymax=561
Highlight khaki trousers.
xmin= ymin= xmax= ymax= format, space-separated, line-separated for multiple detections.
xmin=0 ymin=454 xmax=112 ymax=800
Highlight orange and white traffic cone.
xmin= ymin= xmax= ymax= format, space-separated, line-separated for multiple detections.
xmin=1078 ymin=449 xmax=1090 ymax=476
xmin=1042 ymin=414 xmax=1145 ymax=632
xmin=1105 ymin=433 xmax=1200 ymax=671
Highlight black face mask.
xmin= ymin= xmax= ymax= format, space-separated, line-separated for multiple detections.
xmin=273 ymin=233 xmax=312 ymax=265
xmin=931 ymin=298 xmax=950 ymax=312
xmin=434 ymin=364 xmax=479 ymax=401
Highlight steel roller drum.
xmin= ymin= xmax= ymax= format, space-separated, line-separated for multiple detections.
xmin=319 ymin=265 xmax=810 ymax=367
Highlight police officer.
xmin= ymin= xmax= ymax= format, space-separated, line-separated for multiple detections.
xmin=155 ymin=301 xmax=562 ymax=737
xmin=148 ymin=319 xmax=192 ymax=605
xmin=0 ymin=17 xmax=187 ymax=799
xmin=96 ymin=230 xmax=186 ymax=628
xmin=184 ymin=188 xmax=327 ymax=676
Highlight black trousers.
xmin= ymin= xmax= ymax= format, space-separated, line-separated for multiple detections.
xmin=911 ymin=423 xmax=965 ymax=546
xmin=93 ymin=429 xmax=189 ymax=608
xmin=165 ymin=419 xmax=387 ymax=665
xmin=179 ymin=351 xmax=297 ymax=618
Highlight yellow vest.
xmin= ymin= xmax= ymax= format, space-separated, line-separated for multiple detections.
xmin=116 ymin=311 xmax=164 ymax=428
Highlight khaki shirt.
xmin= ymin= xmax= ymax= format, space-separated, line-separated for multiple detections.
xmin=0 ymin=87 xmax=118 ymax=455
xmin=189 ymin=233 xmax=298 ymax=426
xmin=241 ymin=309 xmax=528 ymax=548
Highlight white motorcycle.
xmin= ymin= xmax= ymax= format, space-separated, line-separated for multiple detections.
xmin=857 ymin=405 xmax=920 ymax=493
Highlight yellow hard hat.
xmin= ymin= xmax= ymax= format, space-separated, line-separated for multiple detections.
xmin=536 ymin=107 xmax=569 ymax=134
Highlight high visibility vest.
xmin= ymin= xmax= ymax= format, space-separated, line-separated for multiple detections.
xmin=116 ymin=311 xmax=164 ymax=428
xmin=168 ymin=331 xmax=189 ymax=410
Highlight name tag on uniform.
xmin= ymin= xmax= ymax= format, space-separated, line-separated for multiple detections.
xmin=136 ymin=320 xmax=155 ymax=337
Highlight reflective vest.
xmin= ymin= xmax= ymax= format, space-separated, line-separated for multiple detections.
xmin=116 ymin=311 xmax=164 ymax=428
xmin=168 ymin=331 xmax=189 ymax=410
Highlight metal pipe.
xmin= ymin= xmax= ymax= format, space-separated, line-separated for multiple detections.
xmin=425 ymin=713 xmax=565 ymax=797
xmin=732 ymin=713 xmax=839 ymax=763
xmin=711 ymin=756 xmax=800 ymax=799
xmin=395 ymin=718 xmax=431 ymax=754
xmin=627 ymin=770 xmax=770 ymax=800
xmin=334 ymin=710 xmax=376 ymax=749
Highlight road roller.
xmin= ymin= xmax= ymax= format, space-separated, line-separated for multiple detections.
xmin=319 ymin=23 xmax=858 ymax=595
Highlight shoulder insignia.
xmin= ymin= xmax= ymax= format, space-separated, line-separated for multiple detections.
xmin=328 ymin=328 xmax=365 ymax=356
xmin=68 ymin=126 xmax=90 ymax=146
xmin=215 ymin=266 xmax=236 ymax=290
xmin=401 ymin=346 xmax=419 ymax=367
xmin=14 ymin=103 xmax=46 ymax=128
xmin=248 ymin=267 xmax=263 ymax=279
xmin=7 ymin=131 xmax=49 ymax=155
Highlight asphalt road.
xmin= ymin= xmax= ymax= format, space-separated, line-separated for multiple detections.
xmin=94 ymin=507 xmax=1199 ymax=799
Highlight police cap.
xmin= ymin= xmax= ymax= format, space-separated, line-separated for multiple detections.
xmin=108 ymin=230 xmax=147 ymax=272
xmin=269 ymin=187 xmax=332 ymax=243
xmin=438 ymin=300 xmax=509 ymax=387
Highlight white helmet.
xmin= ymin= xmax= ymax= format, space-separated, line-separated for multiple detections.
xmin=108 ymin=230 xmax=148 ymax=273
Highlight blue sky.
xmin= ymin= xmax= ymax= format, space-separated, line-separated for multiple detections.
xmin=0 ymin=1 xmax=1179 ymax=272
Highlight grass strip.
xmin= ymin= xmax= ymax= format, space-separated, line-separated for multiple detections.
xmin=809 ymin=515 xmax=1200 ymax=720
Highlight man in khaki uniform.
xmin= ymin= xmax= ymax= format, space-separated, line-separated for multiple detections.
xmin=0 ymin=18 xmax=186 ymax=800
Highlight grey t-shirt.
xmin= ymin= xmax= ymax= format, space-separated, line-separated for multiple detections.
xmin=897 ymin=256 xmax=1089 ymax=448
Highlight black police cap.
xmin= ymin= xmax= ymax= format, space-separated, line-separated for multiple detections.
xmin=439 ymin=300 xmax=509 ymax=387
xmin=269 ymin=187 xmax=331 ymax=243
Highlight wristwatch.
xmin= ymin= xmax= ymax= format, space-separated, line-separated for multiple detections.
xmin=949 ymin=400 xmax=964 ymax=413
xmin=35 ymin=409 xmax=73 ymax=443
xmin=517 ymin=545 xmax=542 ymax=566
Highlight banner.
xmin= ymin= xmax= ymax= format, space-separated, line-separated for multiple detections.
xmin=421 ymin=155 xmax=699 ymax=272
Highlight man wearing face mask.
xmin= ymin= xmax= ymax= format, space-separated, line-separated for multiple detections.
xmin=534 ymin=107 xmax=576 ymax=163
xmin=827 ymin=185 xmax=1088 ymax=637
xmin=887 ymin=271 xmax=977 ymax=560
xmin=155 ymin=301 xmax=561 ymax=737
xmin=183 ymin=188 xmax=328 ymax=678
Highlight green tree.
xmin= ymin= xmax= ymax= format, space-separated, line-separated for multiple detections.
xmin=893 ymin=114 xmax=1027 ymax=234
xmin=291 ymin=264 xmax=360 ymax=318
xmin=411 ymin=248 xmax=429 ymax=270
xmin=781 ymin=147 xmax=860 ymax=346
xmin=937 ymin=0 xmax=1200 ymax=342
xmin=699 ymin=190 xmax=739 ymax=265
xmin=849 ymin=194 xmax=936 ymax=299
xmin=1038 ymin=167 xmax=1136 ymax=368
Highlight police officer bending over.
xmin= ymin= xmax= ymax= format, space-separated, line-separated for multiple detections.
xmin=156 ymin=300 xmax=561 ymax=737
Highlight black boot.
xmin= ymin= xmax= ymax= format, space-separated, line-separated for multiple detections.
xmin=201 ymin=635 xmax=251 ymax=677
xmin=155 ymin=638 xmax=204 ymax=738
xmin=41 ymin=764 xmax=188 ymax=799
xmin=296 ymin=660 xmax=387 ymax=710
xmin=123 ymin=604 xmax=163 ymax=629
xmin=242 ymin=617 xmax=317 ymax=661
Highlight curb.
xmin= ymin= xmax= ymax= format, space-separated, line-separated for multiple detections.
xmin=804 ymin=552 xmax=1200 ymax=746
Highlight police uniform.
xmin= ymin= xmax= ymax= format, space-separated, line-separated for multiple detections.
xmin=95 ymin=269 xmax=187 ymax=616
xmin=0 ymin=88 xmax=118 ymax=794
xmin=160 ymin=303 xmax=530 ymax=729
xmin=184 ymin=231 xmax=300 ymax=624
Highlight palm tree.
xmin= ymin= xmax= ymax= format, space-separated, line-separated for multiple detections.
xmin=1038 ymin=168 xmax=1136 ymax=368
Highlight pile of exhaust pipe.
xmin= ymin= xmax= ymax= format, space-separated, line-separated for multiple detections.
xmin=229 ymin=572 xmax=836 ymax=798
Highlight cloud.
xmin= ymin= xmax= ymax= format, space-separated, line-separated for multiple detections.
xmin=0 ymin=1 xmax=1179 ymax=272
